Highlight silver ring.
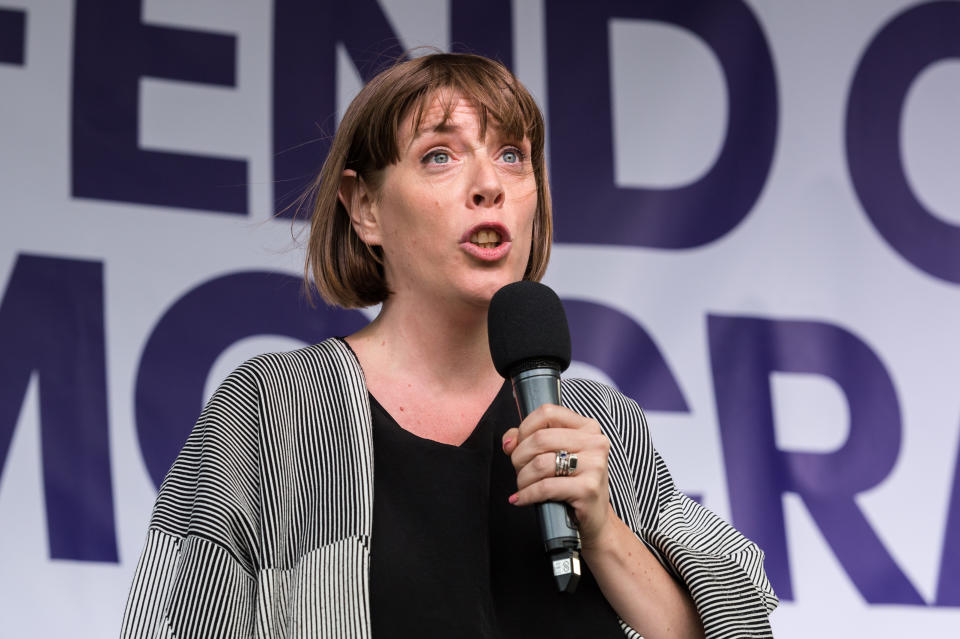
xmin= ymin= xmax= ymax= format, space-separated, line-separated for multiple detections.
xmin=555 ymin=450 xmax=577 ymax=477
xmin=555 ymin=450 xmax=569 ymax=476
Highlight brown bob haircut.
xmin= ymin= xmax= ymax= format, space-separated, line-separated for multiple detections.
xmin=304 ymin=52 xmax=552 ymax=308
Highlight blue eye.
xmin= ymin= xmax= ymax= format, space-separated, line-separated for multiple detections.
xmin=502 ymin=148 xmax=524 ymax=164
xmin=424 ymin=151 xmax=450 ymax=164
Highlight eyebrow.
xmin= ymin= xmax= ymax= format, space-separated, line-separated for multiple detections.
xmin=406 ymin=121 xmax=478 ymax=154
xmin=413 ymin=121 xmax=463 ymax=139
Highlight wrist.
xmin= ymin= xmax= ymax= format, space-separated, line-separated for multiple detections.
xmin=580 ymin=503 xmax=625 ymax=556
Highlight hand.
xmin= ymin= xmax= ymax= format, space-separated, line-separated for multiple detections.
xmin=502 ymin=403 xmax=613 ymax=544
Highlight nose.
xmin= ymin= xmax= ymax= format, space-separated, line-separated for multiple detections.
xmin=469 ymin=157 xmax=504 ymax=208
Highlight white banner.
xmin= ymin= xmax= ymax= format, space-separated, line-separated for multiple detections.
xmin=2 ymin=1 xmax=960 ymax=635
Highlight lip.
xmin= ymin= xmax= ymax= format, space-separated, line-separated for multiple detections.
xmin=459 ymin=222 xmax=512 ymax=262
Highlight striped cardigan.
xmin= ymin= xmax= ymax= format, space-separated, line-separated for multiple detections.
xmin=120 ymin=338 xmax=777 ymax=638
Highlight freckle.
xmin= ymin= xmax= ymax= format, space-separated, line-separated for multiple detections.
xmin=399 ymin=406 xmax=405 ymax=412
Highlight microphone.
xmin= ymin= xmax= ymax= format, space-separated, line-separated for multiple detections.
xmin=488 ymin=281 xmax=581 ymax=593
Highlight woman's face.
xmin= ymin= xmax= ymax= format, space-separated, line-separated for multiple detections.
xmin=360 ymin=93 xmax=538 ymax=312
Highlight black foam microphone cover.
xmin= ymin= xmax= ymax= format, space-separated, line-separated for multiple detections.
xmin=488 ymin=281 xmax=571 ymax=378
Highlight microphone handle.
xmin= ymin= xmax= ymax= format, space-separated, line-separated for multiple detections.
xmin=510 ymin=367 xmax=582 ymax=593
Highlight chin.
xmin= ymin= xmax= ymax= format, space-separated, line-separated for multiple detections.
xmin=466 ymin=276 xmax=523 ymax=306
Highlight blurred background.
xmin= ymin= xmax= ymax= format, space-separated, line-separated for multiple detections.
xmin=2 ymin=0 xmax=960 ymax=635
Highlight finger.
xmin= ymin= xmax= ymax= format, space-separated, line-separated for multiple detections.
xmin=510 ymin=428 xmax=590 ymax=471
xmin=515 ymin=450 xmax=594 ymax=490
xmin=510 ymin=474 xmax=607 ymax=508
xmin=516 ymin=404 xmax=600 ymax=442
xmin=515 ymin=451 xmax=563 ymax=490
xmin=511 ymin=429 xmax=608 ymax=471
xmin=501 ymin=427 xmax=520 ymax=454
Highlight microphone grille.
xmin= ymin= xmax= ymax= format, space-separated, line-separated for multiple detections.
xmin=487 ymin=281 xmax=571 ymax=378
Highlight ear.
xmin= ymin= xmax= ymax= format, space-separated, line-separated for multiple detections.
xmin=338 ymin=169 xmax=383 ymax=246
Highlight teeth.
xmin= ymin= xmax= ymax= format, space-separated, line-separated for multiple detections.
xmin=469 ymin=229 xmax=502 ymax=245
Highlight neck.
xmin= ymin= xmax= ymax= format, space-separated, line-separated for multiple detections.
xmin=346 ymin=293 xmax=502 ymax=393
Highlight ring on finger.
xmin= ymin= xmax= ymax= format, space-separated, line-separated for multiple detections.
xmin=554 ymin=450 xmax=578 ymax=477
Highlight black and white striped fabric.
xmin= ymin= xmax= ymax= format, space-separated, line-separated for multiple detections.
xmin=120 ymin=338 xmax=777 ymax=638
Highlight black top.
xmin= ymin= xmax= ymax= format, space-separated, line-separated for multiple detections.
xmin=369 ymin=381 xmax=623 ymax=638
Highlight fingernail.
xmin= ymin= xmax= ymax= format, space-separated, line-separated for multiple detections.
xmin=508 ymin=493 xmax=519 ymax=505
xmin=502 ymin=437 xmax=512 ymax=449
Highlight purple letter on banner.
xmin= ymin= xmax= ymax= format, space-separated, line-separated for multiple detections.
xmin=272 ymin=0 xmax=403 ymax=215
xmin=0 ymin=8 xmax=26 ymax=65
xmin=450 ymin=0 xmax=512 ymax=65
xmin=562 ymin=299 xmax=687 ymax=412
xmin=135 ymin=271 xmax=368 ymax=489
xmin=707 ymin=315 xmax=923 ymax=604
xmin=0 ymin=254 xmax=117 ymax=562
xmin=72 ymin=0 xmax=245 ymax=213
xmin=545 ymin=0 xmax=777 ymax=248
xmin=847 ymin=2 xmax=960 ymax=283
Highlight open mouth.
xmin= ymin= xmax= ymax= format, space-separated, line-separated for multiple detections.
xmin=469 ymin=229 xmax=502 ymax=249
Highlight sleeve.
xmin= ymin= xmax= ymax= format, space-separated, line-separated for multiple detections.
xmin=586 ymin=381 xmax=778 ymax=639
xmin=119 ymin=362 xmax=263 ymax=639
xmin=637 ymin=451 xmax=778 ymax=638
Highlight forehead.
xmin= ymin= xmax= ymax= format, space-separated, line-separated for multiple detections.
xmin=407 ymin=92 xmax=489 ymax=137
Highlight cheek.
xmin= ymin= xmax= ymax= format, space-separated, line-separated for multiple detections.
xmin=379 ymin=199 xmax=447 ymax=253
xmin=519 ymin=197 xmax=538 ymax=266
xmin=514 ymin=177 xmax=538 ymax=213
xmin=519 ymin=191 xmax=538 ymax=237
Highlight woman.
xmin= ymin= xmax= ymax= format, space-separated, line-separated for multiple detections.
xmin=121 ymin=53 xmax=776 ymax=638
